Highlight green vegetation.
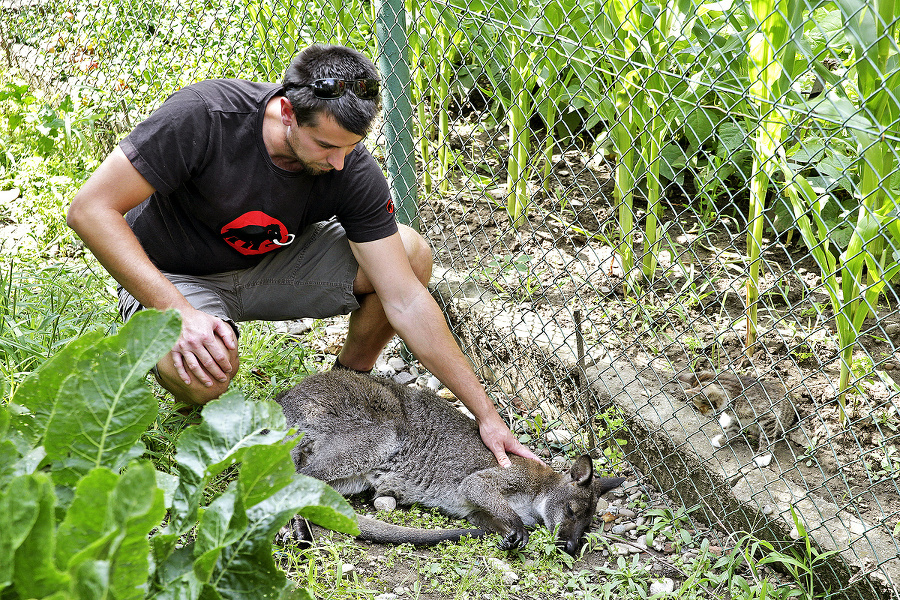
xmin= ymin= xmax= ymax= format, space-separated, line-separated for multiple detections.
xmin=2 ymin=0 xmax=892 ymax=592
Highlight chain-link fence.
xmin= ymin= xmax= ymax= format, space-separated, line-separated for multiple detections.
xmin=3 ymin=0 xmax=900 ymax=596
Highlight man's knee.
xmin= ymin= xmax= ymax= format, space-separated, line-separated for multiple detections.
xmin=398 ymin=224 xmax=433 ymax=285
xmin=154 ymin=353 xmax=240 ymax=406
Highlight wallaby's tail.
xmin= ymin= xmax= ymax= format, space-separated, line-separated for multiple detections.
xmin=595 ymin=476 xmax=628 ymax=494
xmin=356 ymin=515 xmax=485 ymax=546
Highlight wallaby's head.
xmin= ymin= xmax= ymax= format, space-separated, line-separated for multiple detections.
xmin=543 ymin=455 xmax=626 ymax=555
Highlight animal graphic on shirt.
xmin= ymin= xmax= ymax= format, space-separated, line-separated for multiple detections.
xmin=219 ymin=211 xmax=294 ymax=255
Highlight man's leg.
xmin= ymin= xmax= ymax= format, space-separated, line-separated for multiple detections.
xmin=337 ymin=224 xmax=433 ymax=371
xmin=118 ymin=274 xmax=241 ymax=406
xmin=154 ymin=327 xmax=241 ymax=405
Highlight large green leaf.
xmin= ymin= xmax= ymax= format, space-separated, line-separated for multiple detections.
xmin=206 ymin=476 xmax=357 ymax=600
xmin=11 ymin=329 xmax=104 ymax=446
xmin=167 ymin=392 xmax=291 ymax=536
xmin=43 ymin=310 xmax=180 ymax=485
xmin=10 ymin=473 xmax=70 ymax=597
xmin=56 ymin=463 xmax=166 ymax=600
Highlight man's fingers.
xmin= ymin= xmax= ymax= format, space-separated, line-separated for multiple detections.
xmin=180 ymin=350 xmax=215 ymax=387
xmin=213 ymin=319 xmax=238 ymax=350
xmin=171 ymin=352 xmax=192 ymax=385
xmin=509 ymin=441 xmax=543 ymax=464
xmin=493 ymin=449 xmax=512 ymax=469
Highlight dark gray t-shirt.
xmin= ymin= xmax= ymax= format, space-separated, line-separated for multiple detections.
xmin=119 ymin=79 xmax=397 ymax=275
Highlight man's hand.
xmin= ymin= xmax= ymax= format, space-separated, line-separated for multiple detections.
xmin=170 ymin=307 xmax=237 ymax=387
xmin=478 ymin=415 xmax=543 ymax=468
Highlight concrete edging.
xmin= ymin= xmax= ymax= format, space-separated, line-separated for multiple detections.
xmin=431 ymin=267 xmax=898 ymax=600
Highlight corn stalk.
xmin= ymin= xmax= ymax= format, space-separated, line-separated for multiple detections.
xmin=745 ymin=0 xmax=798 ymax=350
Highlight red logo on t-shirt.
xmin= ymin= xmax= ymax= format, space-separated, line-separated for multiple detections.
xmin=386 ymin=200 xmax=395 ymax=214
xmin=220 ymin=211 xmax=294 ymax=256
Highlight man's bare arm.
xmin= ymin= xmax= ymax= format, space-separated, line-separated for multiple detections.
xmin=350 ymin=233 xmax=541 ymax=467
xmin=67 ymin=147 xmax=236 ymax=387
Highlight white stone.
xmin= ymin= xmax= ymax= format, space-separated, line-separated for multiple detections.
xmin=388 ymin=357 xmax=407 ymax=370
xmin=545 ymin=429 xmax=572 ymax=445
xmin=710 ymin=434 xmax=725 ymax=448
xmin=374 ymin=496 xmax=397 ymax=511
xmin=650 ymin=578 xmax=675 ymax=595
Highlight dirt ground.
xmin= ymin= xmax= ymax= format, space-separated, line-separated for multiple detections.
xmin=412 ymin=119 xmax=900 ymax=548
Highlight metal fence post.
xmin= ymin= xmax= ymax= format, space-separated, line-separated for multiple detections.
xmin=375 ymin=0 xmax=418 ymax=231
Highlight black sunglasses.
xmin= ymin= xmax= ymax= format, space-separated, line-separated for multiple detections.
xmin=292 ymin=78 xmax=380 ymax=100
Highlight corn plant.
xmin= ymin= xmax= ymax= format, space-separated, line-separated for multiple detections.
xmin=784 ymin=0 xmax=900 ymax=422
xmin=744 ymin=0 xmax=803 ymax=350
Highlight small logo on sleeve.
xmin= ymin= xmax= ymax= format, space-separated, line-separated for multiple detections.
xmin=220 ymin=211 xmax=295 ymax=255
xmin=386 ymin=200 xmax=395 ymax=214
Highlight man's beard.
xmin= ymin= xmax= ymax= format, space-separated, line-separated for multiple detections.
xmin=286 ymin=134 xmax=332 ymax=175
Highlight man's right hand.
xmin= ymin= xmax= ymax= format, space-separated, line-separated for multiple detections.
xmin=170 ymin=307 xmax=238 ymax=387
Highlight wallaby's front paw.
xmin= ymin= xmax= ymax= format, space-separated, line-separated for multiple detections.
xmin=275 ymin=516 xmax=313 ymax=549
xmin=499 ymin=527 xmax=529 ymax=551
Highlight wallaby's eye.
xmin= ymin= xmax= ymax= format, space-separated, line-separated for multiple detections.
xmin=565 ymin=504 xmax=576 ymax=518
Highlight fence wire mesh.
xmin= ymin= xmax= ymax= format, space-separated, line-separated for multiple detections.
xmin=3 ymin=0 xmax=900 ymax=596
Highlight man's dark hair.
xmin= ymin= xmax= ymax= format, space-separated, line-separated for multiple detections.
xmin=282 ymin=45 xmax=381 ymax=136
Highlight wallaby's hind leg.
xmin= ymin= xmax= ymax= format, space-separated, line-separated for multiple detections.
xmin=292 ymin=430 xmax=399 ymax=489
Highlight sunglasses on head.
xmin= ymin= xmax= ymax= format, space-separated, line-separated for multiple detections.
xmin=292 ymin=78 xmax=380 ymax=100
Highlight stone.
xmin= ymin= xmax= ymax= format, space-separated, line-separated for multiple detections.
xmin=611 ymin=523 xmax=637 ymax=535
xmin=388 ymin=357 xmax=406 ymax=371
xmin=650 ymin=578 xmax=675 ymax=595
xmin=392 ymin=371 xmax=416 ymax=385
xmin=551 ymin=455 xmax=570 ymax=471
xmin=545 ymin=429 xmax=573 ymax=445
xmin=373 ymin=496 xmax=397 ymax=511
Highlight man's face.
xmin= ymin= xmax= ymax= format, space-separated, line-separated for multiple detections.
xmin=285 ymin=112 xmax=365 ymax=175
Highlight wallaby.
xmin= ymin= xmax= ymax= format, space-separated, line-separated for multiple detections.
xmin=275 ymin=370 xmax=626 ymax=555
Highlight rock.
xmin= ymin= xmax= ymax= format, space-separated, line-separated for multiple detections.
xmin=392 ymin=371 xmax=416 ymax=385
xmin=374 ymin=359 xmax=396 ymax=377
xmin=753 ymin=453 xmax=773 ymax=468
xmin=616 ymin=508 xmax=636 ymax=519
xmin=388 ymin=357 xmax=406 ymax=371
xmin=612 ymin=543 xmax=633 ymax=555
xmin=611 ymin=523 xmax=637 ymax=535
xmin=551 ymin=455 xmax=570 ymax=471
xmin=342 ymin=563 xmax=355 ymax=573
xmin=650 ymin=578 xmax=675 ymax=595
xmin=373 ymin=496 xmax=397 ymax=511
xmin=486 ymin=557 xmax=519 ymax=585
xmin=426 ymin=375 xmax=441 ymax=390
xmin=596 ymin=499 xmax=609 ymax=514
xmin=545 ymin=429 xmax=572 ymax=445
xmin=375 ymin=594 xmax=398 ymax=600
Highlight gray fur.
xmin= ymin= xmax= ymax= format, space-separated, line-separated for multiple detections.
xmin=678 ymin=370 xmax=799 ymax=453
xmin=276 ymin=370 xmax=625 ymax=554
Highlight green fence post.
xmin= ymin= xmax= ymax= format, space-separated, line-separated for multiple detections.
xmin=375 ymin=0 xmax=419 ymax=231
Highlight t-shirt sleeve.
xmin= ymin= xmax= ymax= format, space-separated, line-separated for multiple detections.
xmin=334 ymin=148 xmax=399 ymax=243
xmin=118 ymin=88 xmax=211 ymax=195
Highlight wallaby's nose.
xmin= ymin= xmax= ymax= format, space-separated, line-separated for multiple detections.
xmin=559 ymin=538 xmax=580 ymax=556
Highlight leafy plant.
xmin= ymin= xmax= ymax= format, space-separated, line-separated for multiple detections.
xmin=0 ymin=309 xmax=358 ymax=599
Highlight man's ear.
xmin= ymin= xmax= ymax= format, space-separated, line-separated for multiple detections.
xmin=280 ymin=97 xmax=294 ymax=126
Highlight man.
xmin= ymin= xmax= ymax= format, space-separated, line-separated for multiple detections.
xmin=67 ymin=44 xmax=539 ymax=468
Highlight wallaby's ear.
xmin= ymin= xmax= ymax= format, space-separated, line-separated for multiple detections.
xmin=569 ymin=454 xmax=594 ymax=487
